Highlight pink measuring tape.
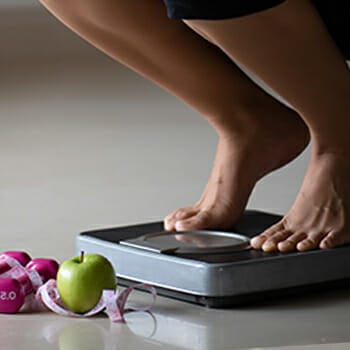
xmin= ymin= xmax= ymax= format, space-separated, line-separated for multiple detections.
xmin=36 ymin=279 xmax=157 ymax=322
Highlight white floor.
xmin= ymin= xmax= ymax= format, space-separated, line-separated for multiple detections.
xmin=5 ymin=6 xmax=350 ymax=350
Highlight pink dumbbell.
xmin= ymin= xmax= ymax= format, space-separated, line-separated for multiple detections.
xmin=0 ymin=257 xmax=59 ymax=313
xmin=0 ymin=278 xmax=25 ymax=313
xmin=26 ymin=259 xmax=59 ymax=284
xmin=0 ymin=251 xmax=32 ymax=274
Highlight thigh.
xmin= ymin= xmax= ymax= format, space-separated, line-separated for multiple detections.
xmin=163 ymin=0 xmax=350 ymax=60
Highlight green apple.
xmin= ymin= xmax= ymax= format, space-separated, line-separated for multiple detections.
xmin=57 ymin=252 xmax=116 ymax=313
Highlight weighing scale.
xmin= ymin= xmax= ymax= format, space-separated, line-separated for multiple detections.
xmin=76 ymin=210 xmax=350 ymax=307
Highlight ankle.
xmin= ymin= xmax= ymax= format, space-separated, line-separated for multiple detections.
xmin=310 ymin=149 xmax=350 ymax=178
xmin=312 ymin=136 xmax=350 ymax=158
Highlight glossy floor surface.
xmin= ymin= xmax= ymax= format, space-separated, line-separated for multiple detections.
xmin=1 ymin=5 xmax=350 ymax=350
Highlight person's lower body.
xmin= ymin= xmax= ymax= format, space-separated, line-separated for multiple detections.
xmin=39 ymin=0 xmax=310 ymax=232
xmin=167 ymin=0 xmax=350 ymax=252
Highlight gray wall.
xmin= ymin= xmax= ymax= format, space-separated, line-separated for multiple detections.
xmin=1 ymin=0 xmax=38 ymax=7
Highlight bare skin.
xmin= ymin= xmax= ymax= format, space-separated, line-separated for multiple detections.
xmin=254 ymin=152 xmax=350 ymax=252
xmin=164 ymin=108 xmax=309 ymax=231
xmin=184 ymin=0 xmax=350 ymax=252
xmin=39 ymin=0 xmax=309 ymax=236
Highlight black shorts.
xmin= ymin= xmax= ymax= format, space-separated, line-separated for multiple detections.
xmin=163 ymin=0 xmax=350 ymax=59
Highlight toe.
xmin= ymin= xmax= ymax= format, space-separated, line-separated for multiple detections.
xmin=164 ymin=213 xmax=176 ymax=231
xmin=261 ymin=230 xmax=293 ymax=252
xmin=175 ymin=210 xmax=210 ymax=231
xmin=250 ymin=222 xmax=286 ymax=249
xmin=164 ymin=214 xmax=178 ymax=231
xmin=164 ymin=207 xmax=198 ymax=231
xmin=277 ymin=232 xmax=307 ymax=252
xmin=296 ymin=232 xmax=325 ymax=251
xmin=175 ymin=207 xmax=197 ymax=221
xmin=250 ymin=236 xmax=266 ymax=249
xmin=164 ymin=208 xmax=189 ymax=230
xmin=319 ymin=230 xmax=347 ymax=249
xmin=296 ymin=237 xmax=318 ymax=251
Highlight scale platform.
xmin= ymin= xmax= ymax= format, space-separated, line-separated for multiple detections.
xmin=76 ymin=210 xmax=350 ymax=307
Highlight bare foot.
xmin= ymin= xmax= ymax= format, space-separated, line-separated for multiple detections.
xmin=164 ymin=105 xmax=310 ymax=232
xmin=251 ymin=152 xmax=350 ymax=252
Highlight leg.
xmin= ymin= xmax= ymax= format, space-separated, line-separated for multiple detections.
xmin=39 ymin=0 xmax=309 ymax=230
xmin=184 ymin=0 xmax=350 ymax=251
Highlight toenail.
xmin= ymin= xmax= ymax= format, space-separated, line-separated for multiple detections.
xmin=280 ymin=240 xmax=293 ymax=246
xmin=297 ymin=241 xmax=307 ymax=248
xmin=262 ymin=241 xmax=275 ymax=250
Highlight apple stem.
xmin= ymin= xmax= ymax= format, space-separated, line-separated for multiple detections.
xmin=80 ymin=251 xmax=84 ymax=263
